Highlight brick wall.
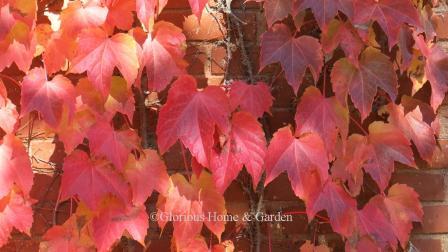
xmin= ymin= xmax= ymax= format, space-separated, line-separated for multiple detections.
xmin=2 ymin=0 xmax=448 ymax=251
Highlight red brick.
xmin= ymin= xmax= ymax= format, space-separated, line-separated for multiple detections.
xmin=232 ymin=12 xmax=258 ymax=42
xmin=438 ymin=105 xmax=448 ymax=139
xmin=431 ymin=140 xmax=448 ymax=169
xmin=162 ymin=143 xmax=189 ymax=171
xmin=224 ymin=181 xmax=248 ymax=202
xmin=264 ymin=174 xmax=298 ymax=201
xmin=1 ymin=238 xmax=40 ymax=252
xmin=390 ymin=172 xmax=446 ymax=201
xmin=17 ymin=115 xmax=55 ymax=139
xmin=417 ymin=205 xmax=448 ymax=233
xmin=165 ymin=0 xmax=190 ymax=9
xmin=158 ymin=11 xmax=188 ymax=28
xmin=268 ymin=211 xmax=309 ymax=235
xmin=433 ymin=14 xmax=448 ymax=39
xmin=185 ymin=44 xmax=210 ymax=75
xmin=184 ymin=12 xmax=226 ymax=41
xmin=410 ymin=238 xmax=443 ymax=252
xmin=271 ymin=79 xmax=296 ymax=108
xmin=30 ymin=174 xmax=73 ymax=235
xmin=30 ymin=174 xmax=60 ymax=203
xmin=210 ymin=46 xmax=227 ymax=74
xmin=158 ymin=10 xmax=227 ymax=41
xmin=29 ymin=140 xmax=57 ymax=170
xmin=206 ymin=76 xmax=224 ymax=86
xmin=194 ymin=76 xmax=224 ymax=88
xmin=266 ymin=108 xmax=295 ymax=132
xmin=210 ymin=45 xmax=259 ymax=76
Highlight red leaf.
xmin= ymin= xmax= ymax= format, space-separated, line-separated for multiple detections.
xmin=0 ymin=79 xmax=7 ymax=99
xmin=397 ymin=26 xmax=414 ymax=72
xmin=414 ymin=35 xmax=448 ymax=111
xmin=42 ymin=32 xmax=77 ymax=75
xmin=177 ymin=235 xmax=209 ymax=252
xmin=0 ymin=134 xmax=34 ymax=198
xmin=229 ymin=81 xmax=273 ymax=118
xmin=384 ymin=184 xmax=423 ymax=247
xmin=21 ymin=67 xmax=76 ymax=128
xmin=55 ymin=104 xmax=96 ymax=154
xmin=321 ymin=19 xmax=364 ymax=64
xmin=401 ymin=95 xmax=438 ymax=127
xmin=156 ymin=75 xmax=231 ymax=167
xmin=264 ymin=126 xmax=329 ymax=201
xmin=136 ymin=0 xmax=168 ymax=29
xmin=364 ymin=122 xmax=415 ymax=191
xmin=296 ymin=0 xmax=353 ymax=31
xmin=157 ymin=171 xmax=226 ymax=248
xmin=0 ymin=99 xmax=17 ymax=134
xmin=104 ymin=76 xmax=136 ymax=121
xmin=0 ymin=39 xmax=35 ymax=72
xmin=258 ymin=0 xmax=295 ymax=27
xmin=0 ymin=191 xmax=34 ymax=247
xmin=213 ymin=240 xmax=235 ymax=252
xmin=124 ymin=149 xmax=170 ymax=204
xmin=60 ymin=150 xmax=131 ymax=209
xmin=332 ymin=134 xmax=372 ymax=196
xmin=308 ymin=181 xmax=356 ymax=236
xmin=87 ymin=121 xmax=139 ymax=171
xmin=59 ymin=1 xmax=107 ymax=37
xmin=75 ymin=76 xmax=135 ymax=121
xmin=140 ymin=21 xmax=187 ymax=92
xmin=71 ymin=28 xmax=139 ymax=96
xmin=356 ymin=196 xmax=397 ymax=249
xmin=260 ymin=24 xmax=323 ymax=93
xmin=102 ymin=0 xmax=135 ymax=31
xmin=188 ymin=0 xmax=208 ymax=20
xmin=295 ymin=86 xmax=349 ymax=155
xmin=92 ymin=199 xmax=148 ymax=251
xmin=384 ymin=103 xmax=436 ymax=163
xmin=0 ymin=80 xmax=18 ymax=134
xmin=0 ymin=5 xmax=15 ymax=41
xmin=41 ymin=215 xmax=92 ymax=252
xmin=331 ymin=47 xmax=398 ymax=119
xmin=353 ymin=0 xmax=421 ymax=48
xmin=210 ymin=112 xmax=267 ymax=193
xmin=191 ymin=156 xmax=205 ymax=177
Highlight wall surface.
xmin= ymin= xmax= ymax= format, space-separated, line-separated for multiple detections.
xmin=2 ymin=0 xmax=448 ymax=251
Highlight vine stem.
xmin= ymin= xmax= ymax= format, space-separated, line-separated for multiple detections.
xmin=27 ymin=113 xmax=35 ymax=153
xmin=52 ymin=189 xmax=62 ymax=226
xmin=269 ymin=70 xmax=284 ymax=86
xmin=134 ymin=86 xmax=150 ymax=149
xmin=322 ymin=64 xmax=328 ymax=96
xmin=349 ymin=116 xmax=369 ymax=135
xmin=0 ymin=73 xmax=21 ymax=87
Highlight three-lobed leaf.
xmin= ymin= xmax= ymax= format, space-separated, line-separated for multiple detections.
xmin=21 ymin=67 xmax=76 ymax=128
xmin=264 ymin=126 xmax=329 ymax=202
xmin=260 ymin=23 xmax=323 ymax=93
xmin=210 ymin=111 xmax=267 ymax=193
xmin=71 ymin=28 xmax=139 ymax=96
xmin=156 ymin=75 xmax=231 ymax=167
xmin=331 ymin=47 xmax=398 ymax=119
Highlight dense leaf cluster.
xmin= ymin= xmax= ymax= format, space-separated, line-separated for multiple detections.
xmin=0 ymin=0 xmax=445 ymax=251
